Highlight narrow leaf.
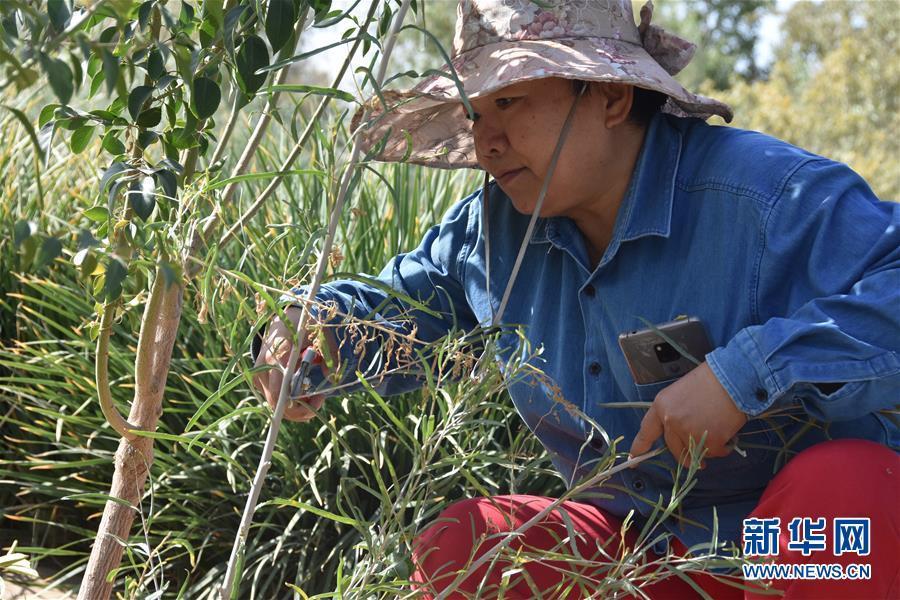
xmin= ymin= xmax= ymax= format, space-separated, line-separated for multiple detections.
xmin=101 ymin=49 xmax=119 ymax=97
xmin=223 ymin=5 xmax=247 ymax=58
xmin=1 ymin=104 xmax=41 ymax=159
xmin=265 ymin=84 xmax=354 ymax=102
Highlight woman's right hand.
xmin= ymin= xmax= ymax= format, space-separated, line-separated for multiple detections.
xmin=252 ymin=306 xmax=331 ymax=422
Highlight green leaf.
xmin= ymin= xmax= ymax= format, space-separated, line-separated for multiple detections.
xmin=2 ymin=12 xmax=18 ymax=39
xmin=35 ymin=236 xmax=63 ymax=269
xmin=169 ymin=127 xmax=197 ymax=149
xmin=76 ymin=228 xmax=99 ymax=249
xmin=128 ymin=85 xmax=154 ymax=121
xmin=47 ymin=0 xmax=71 ymax=31
xmin=101 ymin=49 xmax=119 ymax=97
xmin=70 ymin=125 xmax=95 ymax=154
xmin=37 ymin=122 xmax=56 ymax=167
xmin=154 ymin=168 xmax=177 ymax=200
xmin=79 ymin=250 xmax=98 ymax=278
xmin=40 ymin=53 xmax=74 ymax=104
xmin=39 ymin=103 xmax=61 ymax=128
xmin=13 ymin=220 xmax=34 ymax=247
xmin=147 ymin=48 xmax=165 ymax=80
xmin=104 ymin=256 xmax=128 ymax=301
xmin=101 ymin=130 xmax=126 ymax=155
xmin=191 ymin=77 xmax=220 ymax=119
xmin=138 ymin=0 xmax=153 ymax=30
xmin=137 ymin=130 xmax=159 ymax=149
xmin=83 ymin=206 xmax=109 ymax=222
xmin=235 ymin=35 xmax=269 ymax=95
xmin=1 ymin=104 xmax=41 ymax=160
xmin=271 ymin=499 xmax=360 ymax=526
xmin=99 ymin=162 xmax=128 ymax=195
xmin=136 ymin=106 xmax=162 ymax=128
xmin=128 ymin=176 xmax=156 ymax=220
xmin=223 ymin=5 xmax=247 ymax=58
xmin=265 ymin=0 xmax=295 ymax=53
xmin=265 ymin=84 xmax=354 ymax=103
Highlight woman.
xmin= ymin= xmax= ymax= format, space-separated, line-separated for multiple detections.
xmin=254 ymin=1 xmax=900 ymax=597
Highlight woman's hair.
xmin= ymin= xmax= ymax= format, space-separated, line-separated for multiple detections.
xmin=572 ymin=80 xmax=668 ymax=126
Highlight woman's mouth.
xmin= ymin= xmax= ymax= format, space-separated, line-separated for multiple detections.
xmin=496 ymin=167 xmax=526 ymax=186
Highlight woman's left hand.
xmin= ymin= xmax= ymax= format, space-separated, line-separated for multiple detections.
xmin=628 ymin=362 xmax=748 ymax=468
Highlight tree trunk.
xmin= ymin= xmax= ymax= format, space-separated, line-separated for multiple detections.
xmin=78 ymin=278 xmax=183 ymax=599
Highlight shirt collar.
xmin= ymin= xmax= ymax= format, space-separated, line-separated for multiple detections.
xmin=529 ymin=113 xmax=682 ymax=264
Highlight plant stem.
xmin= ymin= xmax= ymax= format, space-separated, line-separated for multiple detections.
xmin=78 ymin=272 xmax=184 ymax=600
xmin=95 ymin=302 xmax=140 ymax=440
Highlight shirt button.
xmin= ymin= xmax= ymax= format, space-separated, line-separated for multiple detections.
xmin=583 ymin=284 xmax=596 ymax=297
xmin=588 ymin=362 xmax=602 ymax=376
xmin=632 ymin=478 xmax=646 ymax=492
xmin=755 ymin=388 xmax=767 ymax=402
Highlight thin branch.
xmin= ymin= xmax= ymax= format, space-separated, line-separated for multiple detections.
xmin=95 ymin=303 xmax=141 ymax=441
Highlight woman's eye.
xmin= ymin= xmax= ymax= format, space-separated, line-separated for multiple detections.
xmin=495 ymin=97 xmax=518 ymax=109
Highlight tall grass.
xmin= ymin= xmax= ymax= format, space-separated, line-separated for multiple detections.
xmin=1 ymin=91 xmax=600 ymax=598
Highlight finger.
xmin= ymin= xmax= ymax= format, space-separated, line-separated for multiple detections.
xmin=264 ymin=366 xmax=284 ymax=412
xmin=629 ymin=404 xmax=664 ymax=461
xmin=284 ymin=394 xmax=325 ymax=422
xmin=663 ymin=428 xmax=691 ymax=468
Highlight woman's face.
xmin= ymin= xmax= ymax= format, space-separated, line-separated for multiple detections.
xmin=469 ymin=78 xmax=632 ymax=219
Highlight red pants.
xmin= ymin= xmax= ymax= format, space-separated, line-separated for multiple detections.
xmin=411 ymin=440 xmax=900 ymax=598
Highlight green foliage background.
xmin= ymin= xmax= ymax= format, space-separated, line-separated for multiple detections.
xmin=0 ymin=0 xmax=897 ymax=598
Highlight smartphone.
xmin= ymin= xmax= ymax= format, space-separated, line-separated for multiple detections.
xmin=617 ymin=317 xmax=713 ymax=385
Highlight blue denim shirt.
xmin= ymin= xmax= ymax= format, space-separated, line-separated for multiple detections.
xmin=289 ymin=113 xmax=900 ymax=549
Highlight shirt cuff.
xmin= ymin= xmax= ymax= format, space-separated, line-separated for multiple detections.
xmin=706 ymin=328 xmax=784 ymax=417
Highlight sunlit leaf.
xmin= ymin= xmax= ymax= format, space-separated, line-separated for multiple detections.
xmin=128 ymin=176 xmax=156 ymax=220
xmin=70 ymin=125 xmax=95 ymax=154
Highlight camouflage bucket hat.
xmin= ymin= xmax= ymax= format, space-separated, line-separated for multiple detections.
xmin=354 ymin=0 xmax=733 ymax=169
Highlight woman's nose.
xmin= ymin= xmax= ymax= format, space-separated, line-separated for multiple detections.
xmin=473 ymin=117 xmax=508 ymax=158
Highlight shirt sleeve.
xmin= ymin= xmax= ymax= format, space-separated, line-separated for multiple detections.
xmin=707 ymin=158 xmax=900 ymax=420
xmin=283 ymin=191 xmax=481 ymax=397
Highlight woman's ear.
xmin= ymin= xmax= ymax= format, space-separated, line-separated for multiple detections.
xmin=596 ymin=83 xmax=634 ymax=128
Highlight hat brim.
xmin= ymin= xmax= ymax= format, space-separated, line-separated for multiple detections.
xmin=354 ymin=37 xmax=733 ymax=169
